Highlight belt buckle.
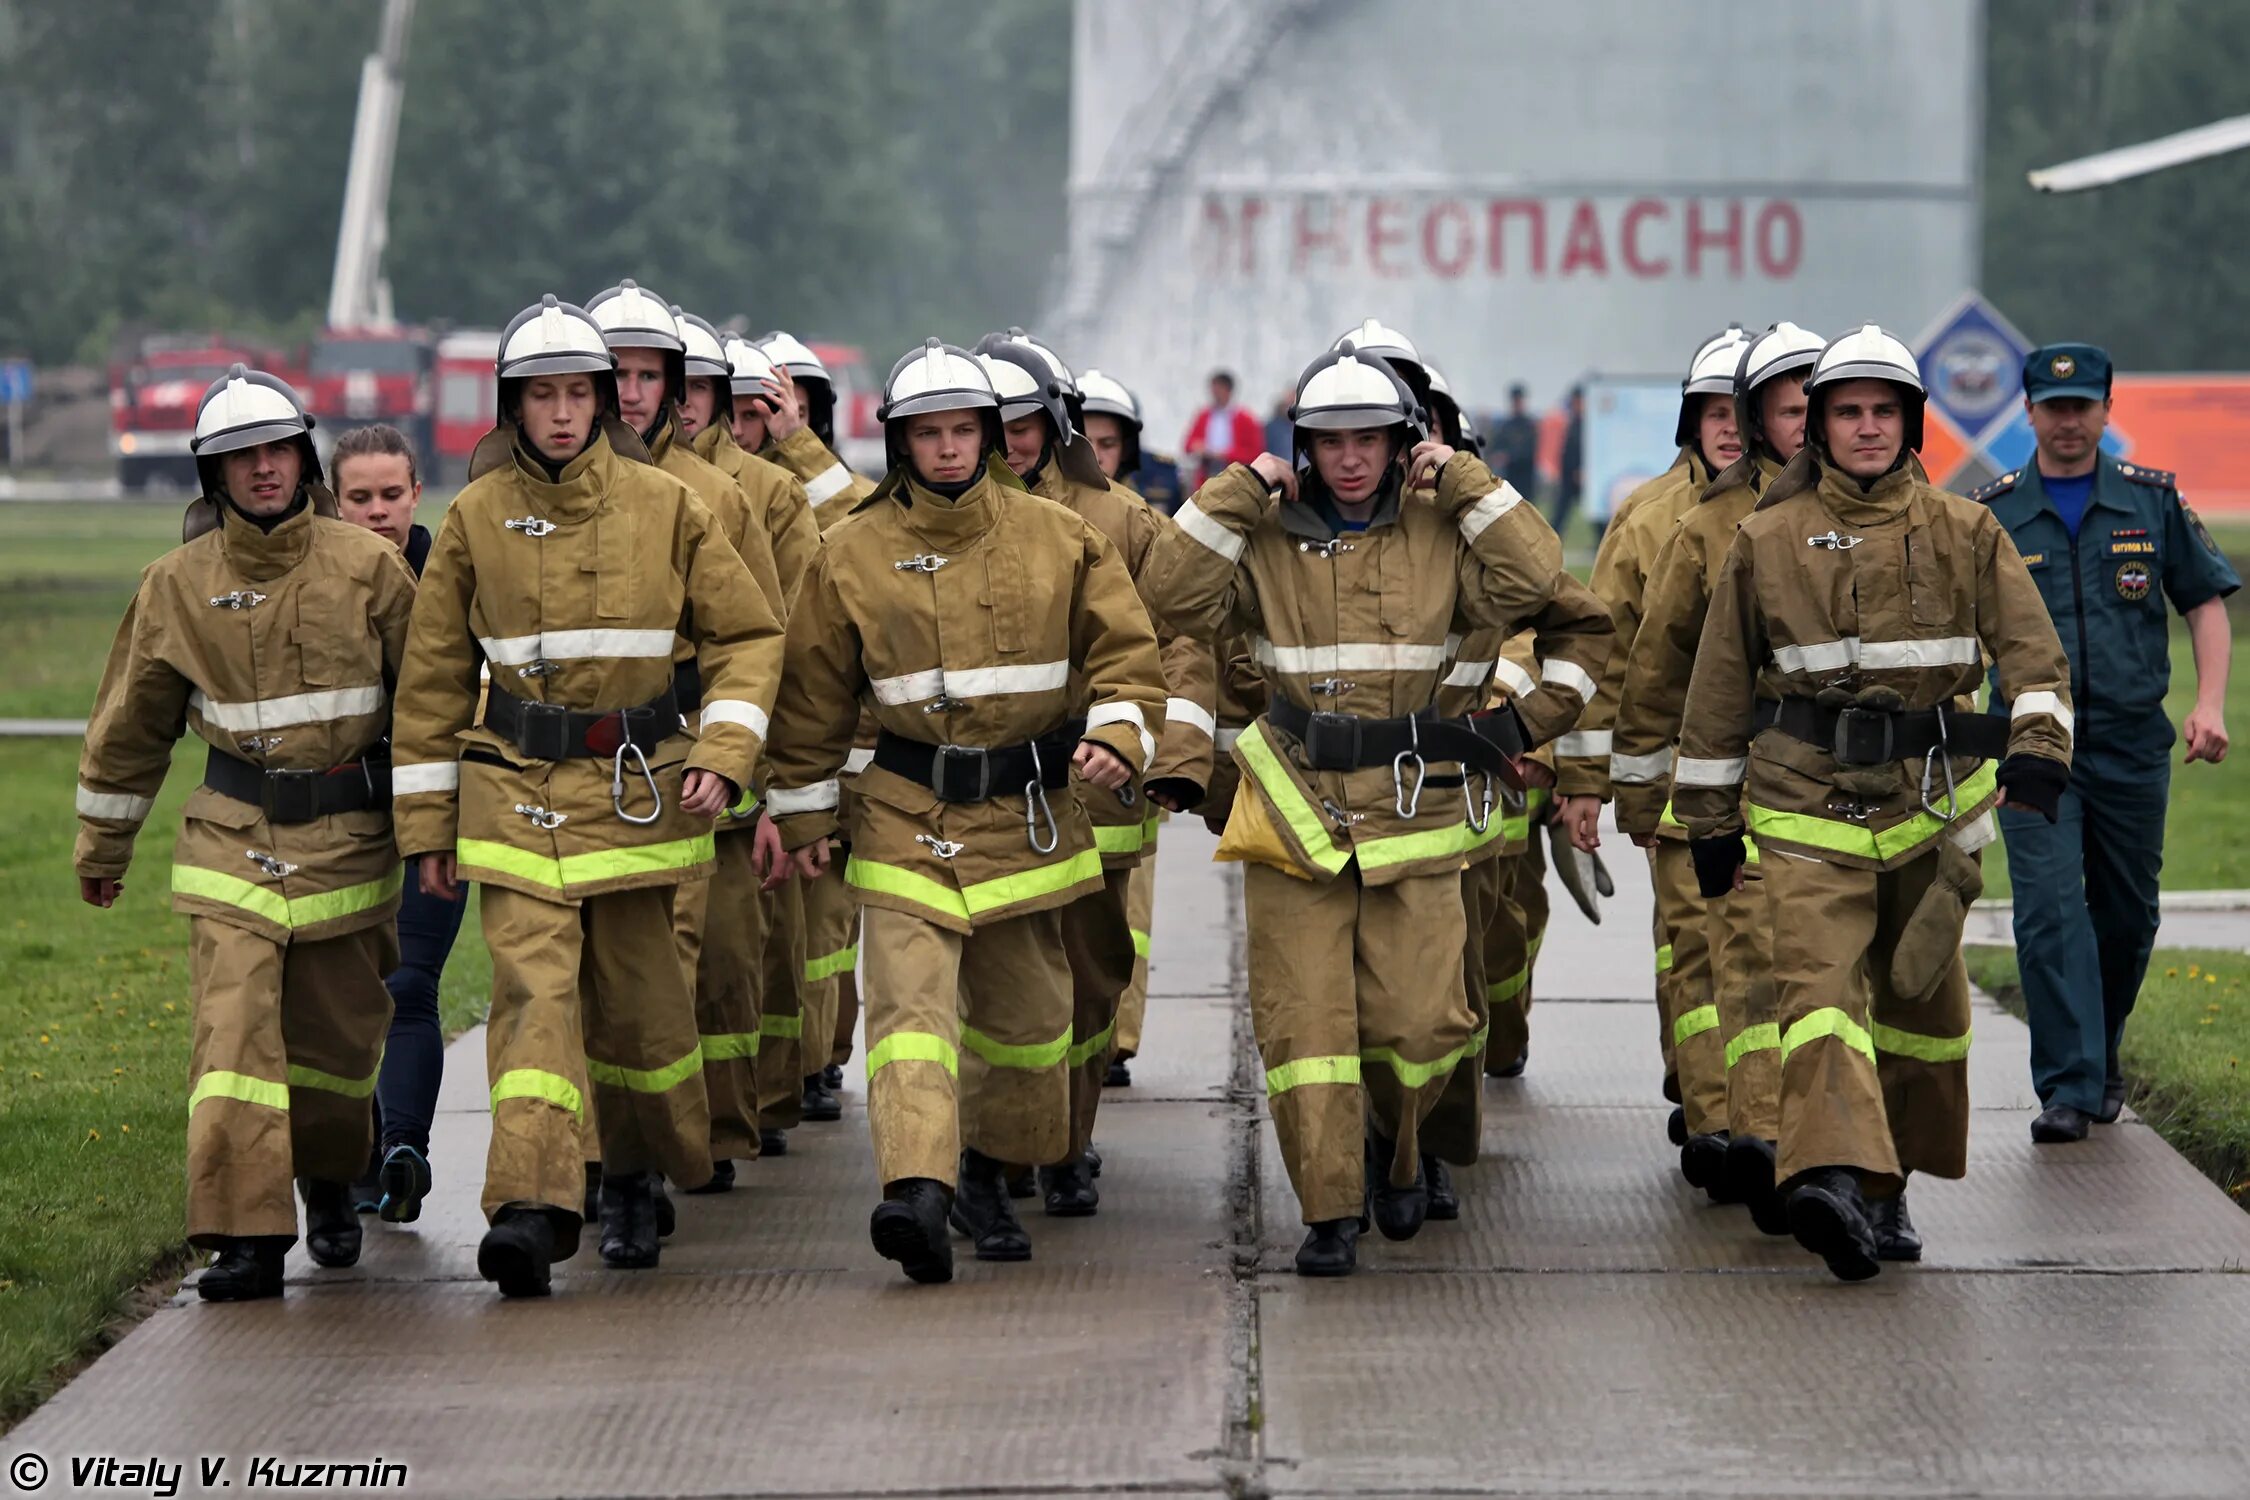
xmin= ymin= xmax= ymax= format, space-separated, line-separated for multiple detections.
xmin=262 ymin=768 xmax=319 ymax=823
xmin=517 ymin=701 xmax=572 ymax=761
xmin=1300 ymin=711 xmax=1361 ymax=771
xmin=931 ymin=744 xmax=991 ymax=803
xmin=1831 ymin=706 xmax=1894 ymax=767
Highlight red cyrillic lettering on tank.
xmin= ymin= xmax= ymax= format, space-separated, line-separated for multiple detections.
xmin=1367 ymin=198 xmax=1410 ymax=279
xmin=1620 ymin=198 xmax=1671 ymax=278
xmin=1557 ymin=200 xmax=1608 ymax=277
xmin=1293 ymin=197 xmax=1347 ymax=273
xmin=1686 ymin=200 xmax=1744 ymax=278
xmin=1196 ymin=195 xmax=1265 ymax=277
xmin=1485 ymin=199 xmax=1546 ymax=276
xmin=1421 ymin=200 xmax=1473 ymax=279
xmin=1755 ymin=200 xmax=1803 ymax=279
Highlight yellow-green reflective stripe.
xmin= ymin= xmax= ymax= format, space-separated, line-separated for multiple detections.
xmin=287 ymin=1061 xmax=378 ymax=1098
xmin=1781 ymin=1007 xmax=1877 ymax=1066
xmin=727 ymin=782 xmax=760 ymax=818
xmin=1673 ymin=1004 xmax=1720 ymax=1045
xmin=1744 ymin=834 xmax=1761 ymax=865
xmin=1725 ymin=1022 xmax=1781 ymax=1069
xmin=1500 ymin=813 xmax=1531 ymax=844
xmin=1130 ymin=927 xmax=1151 ymax=958
xmin=491 ymin=1067 xmax=584 ymax=1117
xmin=1362 ymin=1026 xmax=1487 ymax=1089
xmin=1654 ymin=944 xmax=1675 ymax=974
xmin=759 ymin=1013 xmax=803 ymax=1040
xmin=456 ymin=832 xmax=716 ymax=892
xmin=1748 ymin=762 xmax=1998 ymax=863
xmin=1659 ymin=798 xmax=1685 ymax=834
xmin=1526 ymin=787 xmax=1551 ymax=814
xmin=1237 ymin=721 xmax=1351 ymax=875
xmin=1067 ymin=1021 xmax=1116 ymax=1069
xmin=1528 ymin=931 xmax=1546 ymax=962
xmin=1358 ymin=816 xmax=1490 ymax=873
xmin=702 ymin=1031 xmax=761 ymax=1061
xmin=586 ymin=1044 xmax=704 ymax=1095
xmin=171 ymin=864 xmax=402 ymax=930
xmin=846 ymin=847 xmax=1103 ymax=922
xmin=1143 ymin=813 xmax=1162 ymax=839
xmin=1266 ymin=1053 xmax=1360 ymax=1096
xmin=866 ymin=1030 xmax=958 ymax=1079
xmin=1871 ymin=1021 xmax=1972 ymax=1064
xmin=190 ymin=1069 xmax=289 ymax=1113
xmin=804 ymin=945 xmax=858 ymax=982
xmin=1094 ymin=822 xmax=1148 ymax=855
xmin=1488 ymin=966 xmax=1530 ymax=1004
xmin=961 ymin=1022 xmax=1073 ymax=1071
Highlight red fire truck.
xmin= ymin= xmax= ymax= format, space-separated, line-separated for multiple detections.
xmin=304 ymin=325 xmax=434 ymax=463
xmin=109 ymin=335 xmax=304 ymax=491
xmin=430 ymin=329 xmax=500 ymax=487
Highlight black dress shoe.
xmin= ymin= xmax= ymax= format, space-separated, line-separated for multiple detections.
xmin=377 ymin=1143 xmax=431 ymax=1224
xmin=298 ymin=1178 xmax=362 ymax=1268
xmin=1725 ymin=1135 xmax=1790 ymax=1236
xmin=598 ymin=1171 xmax=661 ymax=1269
xmin=870 ymin=1179 xmax=954 ymax=1284
xmin=1366 ymin=1133 xmax=1428 ymax=1242
xmin=1666 ymin=1105 xmax=1688 ymax=1147
xmin=1294 ymin=1217 xmax=1360 ymax=1277
xmin=1105 ymin=1057 xmax=1132 ymax=1087
xmin=2031 ymin=1102 xmax=2092 ymax=1143
xmin=1422 ymin=1154 xmax=1459 ymax=1221
xmin=1679 ymin=1131 xmax=1729 ymax=1192
xmin=1786 ymin=1166 xmax=1881 ymax=1282
xmin=682 ymin=1158 xmax=734 ymax=1195
xmin=197 ymin=1236 xmax=289 ymax=1302
xmin=1869 ymin=1190 xmax=1922 ymax=1262
xmin=759 ymin=1127 xmax=789 ymax=1157
xmin=2095 ymin=1082 xmax=2126 ymax=1125
xmin=477 ymin=1209 xmax=557 ymax=1298
xmin=1038 ymin=1156 xmax=1100 ymax=1216
xmin=822 ymin=1062 xmax=845 ymax=1091
xmin=801 ymin=1072 xmax=843 ymax=1123
xmin=949 ymin=1148 xmax=1032 ymax=1261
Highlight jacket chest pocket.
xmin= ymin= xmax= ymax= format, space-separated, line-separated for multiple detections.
xmin=976 ymin=545 xmax=1032 ymax=655
xmin=292 ymin=586 xmax=372 ymax=687
xmin=589 ymin=511 xmax=637 ymax=621
xmin=1902 ymin=526 xmax=1961 ymax=630
xmin=1368 ymin=532 xmax=1425 ymax=639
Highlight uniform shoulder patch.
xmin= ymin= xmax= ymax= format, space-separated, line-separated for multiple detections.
xmin=2117 ymin=461 xmax=2177 ymax=489
xmin=1967 ymin=470 xmax=2020 ymax=505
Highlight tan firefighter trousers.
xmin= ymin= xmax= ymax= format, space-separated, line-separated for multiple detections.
xmin=801 ymin=856 xmax=856 ymax=1072
xmin=1652 ymin=840 xmax=1725 ymax=1134
xmin=1114 ymin=853 xmax=1159 ymax=1059
xmin=1423 ymin=855 xmax=1509 ymax=1165
xmin=1709 ymin=855 xmax=1781 ymax=1144
xmin=1485 ymin=830 xmax=1550 ymax=1074
xmin=754 ymin=877 xmax=811 ymax=1129
xmin=689 ymin=835 xmax=768 ymax=1164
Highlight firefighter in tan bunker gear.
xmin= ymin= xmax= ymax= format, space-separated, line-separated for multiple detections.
xmin=761 ymin=342 xmax=1165 ymax=1284
xmin=76 ymin=367 xmax=416 ymax=1302
xmin=1675 ymin=324 xmax=2073 ymax=1282
xmin=1145 ymin=341 xmax=1612 ymax=1278
xmin=1554 ymin=327 xmax=1750 ymax=1179
xmin=390 ymin=296 xmax=784 ymax=1297
xmin=1613 ymin=321 xmax=1826 ymax=1235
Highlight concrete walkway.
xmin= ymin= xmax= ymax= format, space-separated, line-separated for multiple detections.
xmin=10 ymin=821 xmax=2250 ymax=1498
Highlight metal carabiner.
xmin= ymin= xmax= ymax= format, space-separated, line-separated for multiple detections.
xmin=1463 ymin=769 xmax=1495 ymax=834
xmin=1024 ymin=739 xmax=1060 ymax=855
xmin=611 ymin=742 xmax=663 ymax=826
xmin=513 ymin=803 xmax=568 ymax=831
xmin=245 ymin=849 xmax=299 ymax=879
xmin=1920 ymin=701 xmax=1961 ymax=820
xmin=1392 ymin=715 xmax=1426 ymax=820
xmin=915 ymin=833 xmax=965 ymax=860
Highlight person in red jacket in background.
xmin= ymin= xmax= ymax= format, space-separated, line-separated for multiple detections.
xmin=1182 ymin=369 xmax=1263 ymax=488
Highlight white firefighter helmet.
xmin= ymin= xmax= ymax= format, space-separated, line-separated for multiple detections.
xmin=721 ymin=334 xmax=779 ymax=398
xmin=879 ymin=338 xmax=1001 ymax=476
xmin=1734 ymin=321 xmax=1826 ymax=460
xmin=1330 ymin=318 xmax=1431 ymax=400
xmin=995 ymin=327 xmax=1078 ymax=395
xmin=672 ymin=309 xmax=734 ymax=426
xmin=495 ymin=295 xmax=618 ymax=421
xmin=756 ymin=330 xmax=836 ymax=446
xmin=190 ymin=364 xmax=321 ymax=497
xmin=1423 ymin=361 xmax=1474 ymax=451
xmin=975 ymin=337 xmax=1075 ymax=437
xmin=1806 ymin=323 xmax=1927 ymax=452
xmin=1288 ymin=345 xmax=1426 ymax=467
xmin=585 ymin=280 xmax=684 ymax=353
xmin=1078 ymin=369 xmax=1145 ymax=476
xmin=1692 ymin=322 xmax=1749 ymax=369
xmin=1674 ymin=327 xmax=1752 ymax=448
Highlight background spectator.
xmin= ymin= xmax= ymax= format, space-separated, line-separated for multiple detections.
xmin=1490 ymin=383 xmax=1540 ymax=501
xmin=1183 ymin=370 xmax=1263 ymax=489
xmin=1555 ymin=386 xmax=1585 ymax=538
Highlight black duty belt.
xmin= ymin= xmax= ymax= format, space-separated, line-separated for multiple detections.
xmin=203 ymin=745 xmax=390 ymax=823
xmin=1754 ymin=698 xmax=2012 ymax=767
xmin=872 ymin=719 xmax=1086 ymax=804
xmin=1266 ymin=696 xmax=1524 ymax=775
xmin=485 ymin=683 xmax=680 ymax=761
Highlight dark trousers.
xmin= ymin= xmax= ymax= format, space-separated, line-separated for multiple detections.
xmin=372 ymin=869 xmax=468 ymax=1156
xmin=1998 ymin=755 xmax=2167 ymax=1114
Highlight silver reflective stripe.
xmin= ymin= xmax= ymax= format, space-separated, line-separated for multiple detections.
xmin=2010 ymin=690 xmax=2074 ymax=741
xmin=1948 ymin=808 xmax=1997 ymax=853
xmin=1442 ymin=659 xmax=1495 ymax=689
xmin=869 ymin=668 xmax=945 ymax=706
xmin=76 ymin=785 xmax=153 ymax=821
xmin=1255 ymin=638 xmax=1452 ymax=674
xmin=768 ymin=780 xmax=840 ymax=815
xmin=842 ymin=747 xmax=875 ymax=775
xmin=1087 ymin=702 xmax=1156 ymax=766
xmin=803 ymin=465 xmax=852 ymax=504
xmin=869 ymin=660 xmax=1071 ymax=706
xmin=1493 ymin=659 xmax=1536 ymax=698
xmin=699 ymin=699 xmax=770 ymax=738
xmin=391 ymin=762 xmax=460 ymax=796
xmin=1216 ymin=727 xmax=1243 ymax=751
xmin=1164 ymin=697 xmax=1218 ymax=739
xmin=1541 ymin=657 xmax=1598 ymax=701
xmin=1674 ymin=755 xmax=1748 ymax=787
xmin=1459 ymin=482 xmax=1526 ymax=543
xmin=1553 ymin=729 xmax=1612 ymax=759
xmin=1771 ymin=638 xmax=1860 ymax=674
xmin=1609 ymin=748 xmax=1674 ymax=783
xmin=1174 ymin=502 xmax=1246 ymax=562
xmin=187 ymin=685 xmax=384 ymax=732
xmin=1771 ymin=636 xmax=1981 ymax=674
xmin=477 ymin=628 xmax=675 ymax=665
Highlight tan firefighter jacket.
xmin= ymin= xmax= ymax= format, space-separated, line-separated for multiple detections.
xmin=76 ymin=500 xmax=417 ymax=943
xmin=761 ymin=459 xmax=1166 ymax=934
xmin=1552 ymin=447 xmax=1711 ymax=801
xmin=1200 ymin=635 xmax=1265 ymax=834
xmin=1032 ymin=461 xmax=1217 ymax=868
xmin=1674 ymin=449 xmax=2073 ymax=871
xmin=690 ymin=421 xmax=820 ymax=617
xmin=645 ymin=415 xmax=785 ymax=621
xmin=390 ymin=427 xmax=785 ymax=902
xmin=765 ymin=426 xmax=876 ymax=532
xmin=1144 ymin=456 xmax=1612 ymax=887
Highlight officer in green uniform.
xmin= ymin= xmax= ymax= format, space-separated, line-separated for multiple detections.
xmin=1972 ymin=344 xmax=2237 ymax=1142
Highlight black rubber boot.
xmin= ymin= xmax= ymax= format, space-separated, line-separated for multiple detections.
xmin=1486 ymin=1047 xmax=1528 ymax=1079
xmin=350 ymin=1141 xmax=384 ymax=1215
xmin=298 ymin=1178 xmax=362 ymax=1268
xmin=1679 ymin=1131 xmax=1729 ymax=1192
xmin=598 ymin=1171 xmax=661 ymax=1270
xmin=1786 ymin=1166 xmax=1881 ymax=1283
xmin=1725 ymin=1135 xmax=1790 ymax=1237
xmin=1666 ymin=1105 xmax=1688 ymax=1146
xmin=582 ymin=1161 xmax=601 ymax=1221
xmin=1005 ymin=1166 xmax=1037 ymax=1200
xmin=822 ymin=1062 xmax=845 ymax=1091
xmin=1084 ymin=1143 xmax=1103 ymax=1178
xmin=869 ymin=1178 xmax=954 ymax=1285
xmin=1422 ymin=1154 xmax=1459 ymax=1221
xmin=1294 ymin=1218 xmax=1360 ymax=1277
xmin=1869 ymin=1188 xmax=1923 ymax=1262
xmin=949 ymin=1148 xmax=1032 ymax=1261
xmin=1105 ymin=1057 xmax=1132 ymax=1087
xmin=197 ymin=1236 xmax=289 ymax=1302
xmin=477 ymin=1208 xmax=557 ymax=1299
xmin=1038 ymin=1156 xmax=1100 ymax=1217
xmin=801 ymin=1072 xmax=843 ymax=1123
xmin=1365 ymin=1132 xmax=1428 ymax=1242
xmin=652 ymin=1177 xmax=676 ymax=1238
xmin=759 ymin=1127 xmax=789 ymax=1157
xmin=377 ymin=1143 xmax=432 ymax=1225
xmin=682 ymin=1159 xmax=735 ymax=1195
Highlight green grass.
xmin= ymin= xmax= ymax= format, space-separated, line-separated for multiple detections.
xmin=1965 ymin=944 xmax=2250 ymax=1209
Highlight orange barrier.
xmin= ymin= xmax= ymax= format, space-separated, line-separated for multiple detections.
xmin=2112 ymin=376 xmax=2250 ymax=514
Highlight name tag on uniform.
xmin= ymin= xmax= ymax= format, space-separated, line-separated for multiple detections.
xmin=2108 ymin=540 xmax=2157 ymax=556
xmin=2020 ymin=551 xmax=2046 ymax=567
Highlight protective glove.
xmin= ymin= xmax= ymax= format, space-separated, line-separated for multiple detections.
xmin=1688 ymin=834 xmax=1746 ymax=899
xmin=1995 ymin=753 xmax=2069 ymax=824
